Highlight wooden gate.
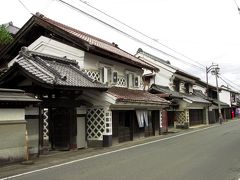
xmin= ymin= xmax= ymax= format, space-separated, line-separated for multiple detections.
xmin=189 ymin=109 xmax=203 ymax=126
xmin=112 ymin=110 xmax=133 ymax=143
xmin=51 ymin=108 xmax=73 ymax=150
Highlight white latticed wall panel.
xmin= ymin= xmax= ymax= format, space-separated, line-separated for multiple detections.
xmin=185 ymin=109 xmax=189 ymax=122
xmin=159 ymin=110 xmax=163 ymax=128
xmin=43 ymin=108 xmax=49 ymax=141
xmin=140 ymin=79 xmax=144 ymax=89
xmin=176 ymin=111 xmax=186 ymax=125
xmin=104 ymin=110 xmax=112 ymax=135
xmin=86 ymin=108 xmax=105 ymax=140
xmin=82 ymin=69 xmax=100 ymax=82
xmin=117 ymin=75 xmax=126 ymax=87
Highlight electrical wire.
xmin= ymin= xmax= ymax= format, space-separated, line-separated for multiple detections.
xmin=77 ymin=0 xmax=206 ymax=68
xmin=219 ymin=75 xmax=240 ymax=90
xmin=218 ymin=76 xmax=240 ymax=92
xmin=233 ymin=0 xmax=240 ymax=13
xmin=42 ymin=0 xmax=56 ymax=14
xmin=76 ymin=0 xmax=240 ymax=91
xmin=16 ymin=0 xmax=240 ymax=91
xmin=56 ymin=0 xmax=205 ymax=71
xmin=17 ymin=0 xmax=33 ymax=15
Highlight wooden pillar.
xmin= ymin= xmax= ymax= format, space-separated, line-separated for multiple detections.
xmin=161 ymin=109 xmax=168 ymax=134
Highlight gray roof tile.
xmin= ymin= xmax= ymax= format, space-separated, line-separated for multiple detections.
xmin=107 ymin=86 xmax=170 ymax=105
xmin=150 ymin=84 xmax=211 ymax=104
xmin=5 ymin=49 xmax=107 ymax=89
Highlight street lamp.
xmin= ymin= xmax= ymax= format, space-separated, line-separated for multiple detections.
xmin=206 ymin=63 xmax=222 ymax=124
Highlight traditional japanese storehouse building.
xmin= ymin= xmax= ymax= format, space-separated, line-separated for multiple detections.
xmin=136 ymin=48 xmax=211 ymax=128
xmin=0 ymin=88 xmax=40 ymax=165
xmin=0 ymin=13 xmax=169 ymax=152
xmin=194 ymin=80 xmax=230 ymax=123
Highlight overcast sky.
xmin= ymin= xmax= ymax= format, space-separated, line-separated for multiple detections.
xmin=1 ymin=0 xmax=240 ymax=90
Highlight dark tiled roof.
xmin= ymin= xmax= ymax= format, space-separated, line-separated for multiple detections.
xmin=37 ymin=14 xmax=157 ymax=71
xmin=193 ymin=89 xmax=229 ymax=107
xmin=107 ymin=86 xmax=169 ymax=105
xmin=2 ymin=21 xmax=20 ymax=35
xmin=212 ymin=99 xmax=230 ymax=107
xmin=0 ymin=88 xmax=40 ymax=102
xmin=150 ymin=84 xmax=210 ymax=104
xmin=220 ymin=85 xmax=239 ymax=94
xmin=136 ymin=48 xmax=171 ymax=65
xmin=184 ymin=93 xmax=210 ymax=104
xmin=1 ymin=48 xmax=107 ymax=89
xmin=136 ymin=48 xmax=199 ymax=81
xmin=150 ymin=84 xmax=182 ymax=98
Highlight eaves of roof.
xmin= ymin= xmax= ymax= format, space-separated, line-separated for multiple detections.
xmin=136 ymin=49 xmax=199 ymax=81
xmin=0 ymin=13 xmax=158 ymax=72
xmin=0 ymin=88 xmax=40 ymax=102
xmin=107 ymin=86 xmax=170 ymax=105
xmin=0 ymin=50 xmax=108 ymax=90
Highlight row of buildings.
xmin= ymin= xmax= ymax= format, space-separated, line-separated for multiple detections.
xmin=0 ymin=13 xmax=239 ymax=165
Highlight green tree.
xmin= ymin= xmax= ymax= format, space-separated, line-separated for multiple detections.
xmin=0 ymin=25 xmax=13 ymax=45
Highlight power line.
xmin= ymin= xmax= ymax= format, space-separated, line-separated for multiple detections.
xmin=219 ymin=74 xmax=240 ymax=90
xmin=18 ymin=0 xmax=239 ymax=91
xmin=56 ymin=0 xmax=205 ymax=71
xmin=77 ymin=0 xmax=240 ymax=89
xmin=18 ymin=0 xmax=240 ymax=90
xmin=233 ymin=0 xmax=240 ymax=13
xmin=42 ymin=0 xmax=56 ymax=14
xmin=77 ymin=0 xmax=206 ymax=68
xmin=218 ymin=76 xmax=240 ymax=92
xmin=17 ymin=0 xmax=33 ymax=15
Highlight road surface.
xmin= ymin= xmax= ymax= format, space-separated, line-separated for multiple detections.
xmin=2 ymin=120 xmax=240 ymax=180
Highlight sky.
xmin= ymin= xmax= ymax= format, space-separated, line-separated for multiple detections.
xmin=1 ymin=0 xmax=240 ymax=90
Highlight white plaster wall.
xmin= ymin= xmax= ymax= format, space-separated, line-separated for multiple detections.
xmin=193 ymin=84 xmax=206 ymax=94
xmin=0 ymin=107 xmax=26 ymax=164
xmin=136 ymin=53 xmax=175 ymax=74
xmin=25 ymin=106 xmax=39 ymax=155
xmin=77 ymin=106 xmax=87 ymax=114
xmin=0 ymin=109 xmax=25 ymax=121
xmin=9 ymin=36 xmax=85 ymax=68
xmin=136 ymin=53 xmax=175 ymax=87
xmin=9 ymin=36 xmax=144 ymax=90
xmin=154 ymin=67 xmax=173 ymax=87
xmin=84 ymin=52 xmax=143 ymax=90
xmin=84 ymin=52 xmax=143 ymax=76
xmin=220 ymin=90 xmax=231 ymax=106
xmin=28 ymin=36 xmax=143 ymax=78
xmin=79 ymin=90 xmax=114 ymax=108
xmin=189 ymin=84 xmax=193 ymax=94
xmin=0 ymin=123 xmax=26 ymax=164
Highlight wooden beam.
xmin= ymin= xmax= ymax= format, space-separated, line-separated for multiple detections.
xmin=41 ymin=98 xmax=91 ymax=107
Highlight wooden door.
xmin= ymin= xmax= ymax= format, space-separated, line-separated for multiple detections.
xmin=189 ymin=109 xmax=203 ymax=126
xmin=167 ymin=111 xmax=175 ymax=127
xmin=52 ymin=108 xmax=71 ymax=150
xmin=145 ymin=111 xmax=154 ymax=137
xmin=77 ymin=117 xmax=86 ymax=148
xmin=118 ymin=111 xmax=132 ymax=143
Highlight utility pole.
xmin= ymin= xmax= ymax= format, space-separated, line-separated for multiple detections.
xmin=213 ymin=66 xmax=222 ymax=124
xmin=206 ymin=63 xmax=222 ymax=124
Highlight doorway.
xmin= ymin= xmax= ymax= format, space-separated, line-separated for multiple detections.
xmin=51 ymin=107 xmax=74 ymax=150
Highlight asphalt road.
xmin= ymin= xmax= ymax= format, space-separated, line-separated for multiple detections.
xmin=3 ymin=120 xmax=240 ymax=180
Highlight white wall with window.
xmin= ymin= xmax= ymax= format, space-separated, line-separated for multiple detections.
xmin=19 ymin=36 xmax=85 ymax=68
xmin=219 ymin=89 xmax=231 ymax=106
xmin=84 ymin=52 xmax=143 ymax=89
xmin=20 ymin=36 xmax=144 ymax=90
xmin=193 ymin=84 xmax=206 ymax=95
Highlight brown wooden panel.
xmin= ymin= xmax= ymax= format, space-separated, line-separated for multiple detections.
xmin=189 ymin=109 xmax=203 ymax=126
xmin=162 ymin=110 xmax=168 ymax=133
xmin=51 ymin=107 xmax=73 ymax=150
xmin=167 ymin=111 xmax=175 ymax=127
